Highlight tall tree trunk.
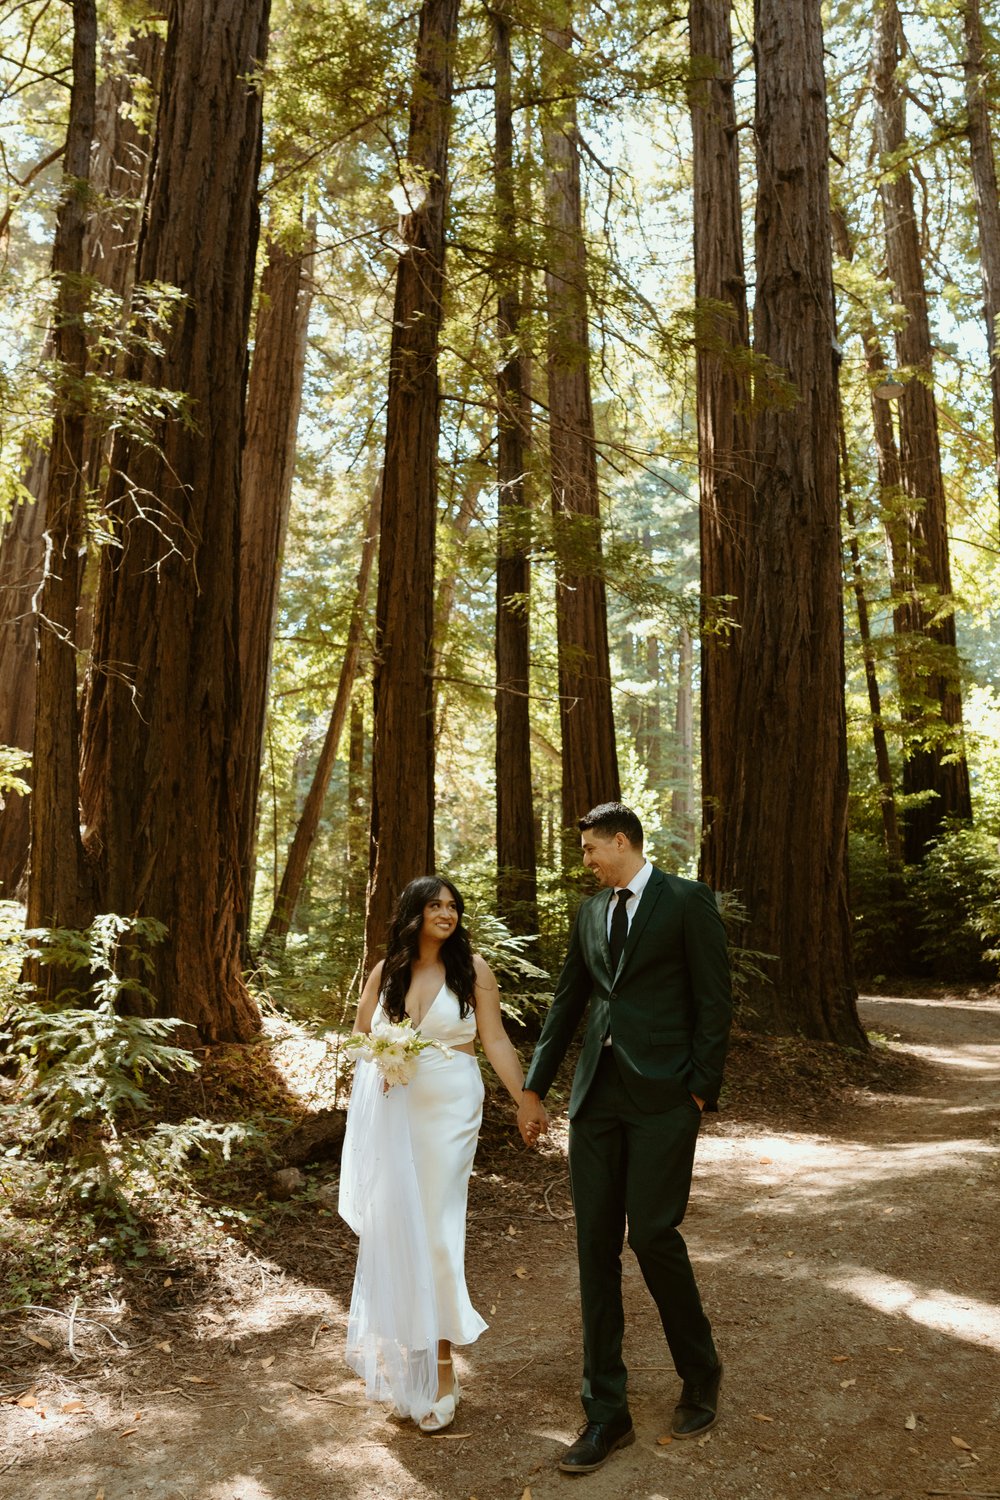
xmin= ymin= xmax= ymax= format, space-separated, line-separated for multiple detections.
xmin=963 ymin=0 xmax=1000 ymax=518
xmin=542 ymin=10 xmax=619 ymax=838
xmin=26 ymin=0 xmax=97 ymax=943
xmin=689 ymin=0 xmax=752 ymax=889
xmin=873 ymin=0 xmax=972 ymax=863
xmin=237 ymin=214 xmax=316 ymax=918
xmin=79 ymin=0 xmax=271 ymax=1041
xmin=671 ymin=625 xmax=695 ymax=860
xmin=725 ymin=0 xmax=861 ymax=1044
xmin=494 ymin=0 xmax=537 ymax=932
xmin=831 ymin=208 xmax=905 ymax=876
xmin=0 ymin=31 xmax=161 ymax=897
xmin=0 ymin=444 xmax=47 ymax=897
xmin=265 ymin=478 xmax=380 ymax=947
xmin=364 ymin=0 xmax=460 ymax=968
xmin=346 ymin=692 xmax=367 ymax=905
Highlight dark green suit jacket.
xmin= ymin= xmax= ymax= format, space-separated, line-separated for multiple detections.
xmin=524 ymin=868 xmax=732 ymax=1118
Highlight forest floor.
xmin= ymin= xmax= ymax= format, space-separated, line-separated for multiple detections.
xmin=1 ymin=983 xmax=998 ymax=1500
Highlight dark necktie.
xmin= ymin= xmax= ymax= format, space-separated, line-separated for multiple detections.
xmin=609 ymin=888 xmax=632 ymax=972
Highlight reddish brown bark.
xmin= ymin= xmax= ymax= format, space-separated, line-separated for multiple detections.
xmin=26 ymin=0 xmax=97 ymax=942
xmin=873 ymin=0 xmax=972 ymax=863
xmin=0 ymin=31 xmax=162 ymax=897
xmin=689 ymin=0 xmax=752 ymax=889
xmin=542 ymin=11 xmax=619 ymax=837
xmin=79 ymin=0 xmax=271 ymax=1041
xmin=963 ymin=0 xmax=1000 ymax=517
xmin=265 ymin=478 xmax=380 ymax=946
xmin=494 ymin=2 xmax=537 ymax=932
xmin=724 ymin=0 xmax=861 ymax=1044
xmin=238 ymin=215 xmax=316 ymax=914
xmin=364 ymin=0 xmax=460 ymax=968
xmin=0 ymin=444 xmax=47 ymax=897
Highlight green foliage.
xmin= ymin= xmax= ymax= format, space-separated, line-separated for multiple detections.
xmin=849 ymin=828 xmax=1000 ymax=982
xmin=464 ymin=905 xmax=552 ymax=1027
xmin=0 ymin=743 xmax=30 ymax=799
xmin=1 ymin=916 xmax=193 ymax=1171
xmin=910 ymin=825 xmax=1000 ymax=979
xmin=0 ymin=915 xmax=263 ymax=1215
xmin=716 ymin=892 xmax=777 ymax=1015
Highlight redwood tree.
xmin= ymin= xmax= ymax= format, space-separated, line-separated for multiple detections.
xmin=542 ymin=9 xmax=619 ymax=836
xmin=79 ymin=0 xmax=271 ymax=1040
xmin=0 ymin=29 xmax=162 ymax=897
xmin=26 ymin=0 xmax=97 ymax=940
xmin=238 ymin=214 xmax=316 ymax=914
xmin=689 ymin=0 xmax=752 ymax=890
xmin=873 ymin=0 xmax=972 ymax=863
xmin=724 ymin=0 xmax=861 ymax=1043
xmin=364 ymin=0 xmax=460 ymax=967
xmin=963 ymin=0 xmax=1000 ymax=517
xmin=493 ymin=0 xmax=537 ymax=933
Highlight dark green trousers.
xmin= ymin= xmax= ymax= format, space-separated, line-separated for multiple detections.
xmin=568 ymin=1048 xmax=718 ymax=1422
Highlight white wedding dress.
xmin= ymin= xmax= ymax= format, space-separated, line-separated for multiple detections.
xmin=338 ymin=983 xmax=487 ymax=1417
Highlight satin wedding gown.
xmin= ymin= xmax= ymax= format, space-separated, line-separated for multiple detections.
xmin=338 ymin=983 xmax=487 ymax=1417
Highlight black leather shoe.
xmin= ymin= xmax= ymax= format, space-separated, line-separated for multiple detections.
xmin=671 ymin=1361 xmax=723 ymax=1439
xmin=557 ymin=1413 xmax=635 ymax=1473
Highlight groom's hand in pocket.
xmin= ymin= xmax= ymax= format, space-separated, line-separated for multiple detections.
xmin=517 ymin=1089 xmax=548 ymax=1148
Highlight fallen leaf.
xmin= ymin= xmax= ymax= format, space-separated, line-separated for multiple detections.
xmin=118 ymin=1427 xmax=139 ymax=1438
xmin=904 ymin=1413 xmax=917 ymax=1430
xmin=507 ymin=1225 xmax=517 ymax=1237
xmin=514 ymin=1267 xmax=527 ymax=1279
xmin=260 ymin=1356 xmax=275 ymax=1369
xmin=17 ymin=1393 xmax=37 ymax=1409
xmin=831 ymin=1354 xmax=850 ymax=1363
xmin=752 ymin=1413 xmax=774 ymax=1422
xmin=883 ymin=1206 xmax=894 ymax=1213
xmin=520 ymin=1488 xmax=532 ymax=1500
xmin=840 ymin=1378 xmax=856 ymax=1389
xmin=952 ymin=1435 xmax=973 ymax=1450
xmin=163 ymin=1276 xmax=173 ymax=1287
xmin=656 ymin=1434 xmax=673 ymax=1446
xmin=442 ymin=1431 xmax=472 ymax=1439
xmin=203 ymin=1312 xmax=223 ymax=1324
xmin=887 ymin=1346 xmax=904 ymax=1352
xmin=785 ymin=1250 xmax=794 ymax=1258
xmin=183 ymin=1375 xmax=212 ymax=1385
xmin=489 ymin=1305 xmax=497 ymax=1315
xmin=155 ymin=1341 xmax=172 ymax=1353
xmin=26 ymin=1333 xmax=54 ymax=1351
xmin=61 ymin=1401 xmax=87 ymax=1413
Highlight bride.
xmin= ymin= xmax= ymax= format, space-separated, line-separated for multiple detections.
xmin=338 ymin=875 xmax=535 ymax=1433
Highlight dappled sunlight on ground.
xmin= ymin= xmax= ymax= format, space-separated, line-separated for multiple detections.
xmin=820 ymin=1264 xmax=1000 ymax=1351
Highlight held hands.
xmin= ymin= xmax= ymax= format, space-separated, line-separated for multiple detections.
xmin=517 ymin=1090 xmax=548 ymax=1148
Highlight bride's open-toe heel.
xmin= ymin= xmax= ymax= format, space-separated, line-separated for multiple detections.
xmin=418 ymin=1358 xmax=460 ymax=1434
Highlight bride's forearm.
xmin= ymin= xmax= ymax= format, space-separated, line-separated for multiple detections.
xmin=481 ymin=1035 xmax=525 ymax=1105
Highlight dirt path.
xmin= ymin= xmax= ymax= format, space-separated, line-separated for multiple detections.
xmin=3 ymin=990 xmax=998 ymax=1500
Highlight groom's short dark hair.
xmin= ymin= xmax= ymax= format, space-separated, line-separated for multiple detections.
xmin=578 ymin=802 xmax=644 ymax=848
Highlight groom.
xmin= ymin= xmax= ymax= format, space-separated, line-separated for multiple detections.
xmin=518 ymin=801 xmax=732 ymax=1474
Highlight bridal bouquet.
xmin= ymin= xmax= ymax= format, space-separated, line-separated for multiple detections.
xmin=343 ymin=1017 xmax=450 ymax=1088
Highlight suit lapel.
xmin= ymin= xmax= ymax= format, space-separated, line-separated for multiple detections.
xmin=595 ymin=888 xmax=615 ymax=976
xmin=615 ymin=867 xmax=666 ymax=979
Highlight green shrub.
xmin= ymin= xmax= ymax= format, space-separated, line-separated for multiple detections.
xmin=910 ymin=825 xmax=1000 ymax=980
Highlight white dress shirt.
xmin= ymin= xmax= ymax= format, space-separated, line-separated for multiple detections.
xmin=605 ymin=857 xmax=654 ymax=941
xmin=603 ymin=858 xmax=653 ymax=1045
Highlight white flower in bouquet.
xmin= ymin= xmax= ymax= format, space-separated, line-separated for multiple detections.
xmin=344 ymin=1016 xmax=451 ymax=1088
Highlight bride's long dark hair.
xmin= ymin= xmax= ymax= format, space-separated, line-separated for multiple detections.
xmin=378 ymin=875 xmax=478 ymax=1022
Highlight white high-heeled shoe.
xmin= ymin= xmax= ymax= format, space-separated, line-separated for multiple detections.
xmin=418 ymin=1358 xmax=460 ymax=1434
